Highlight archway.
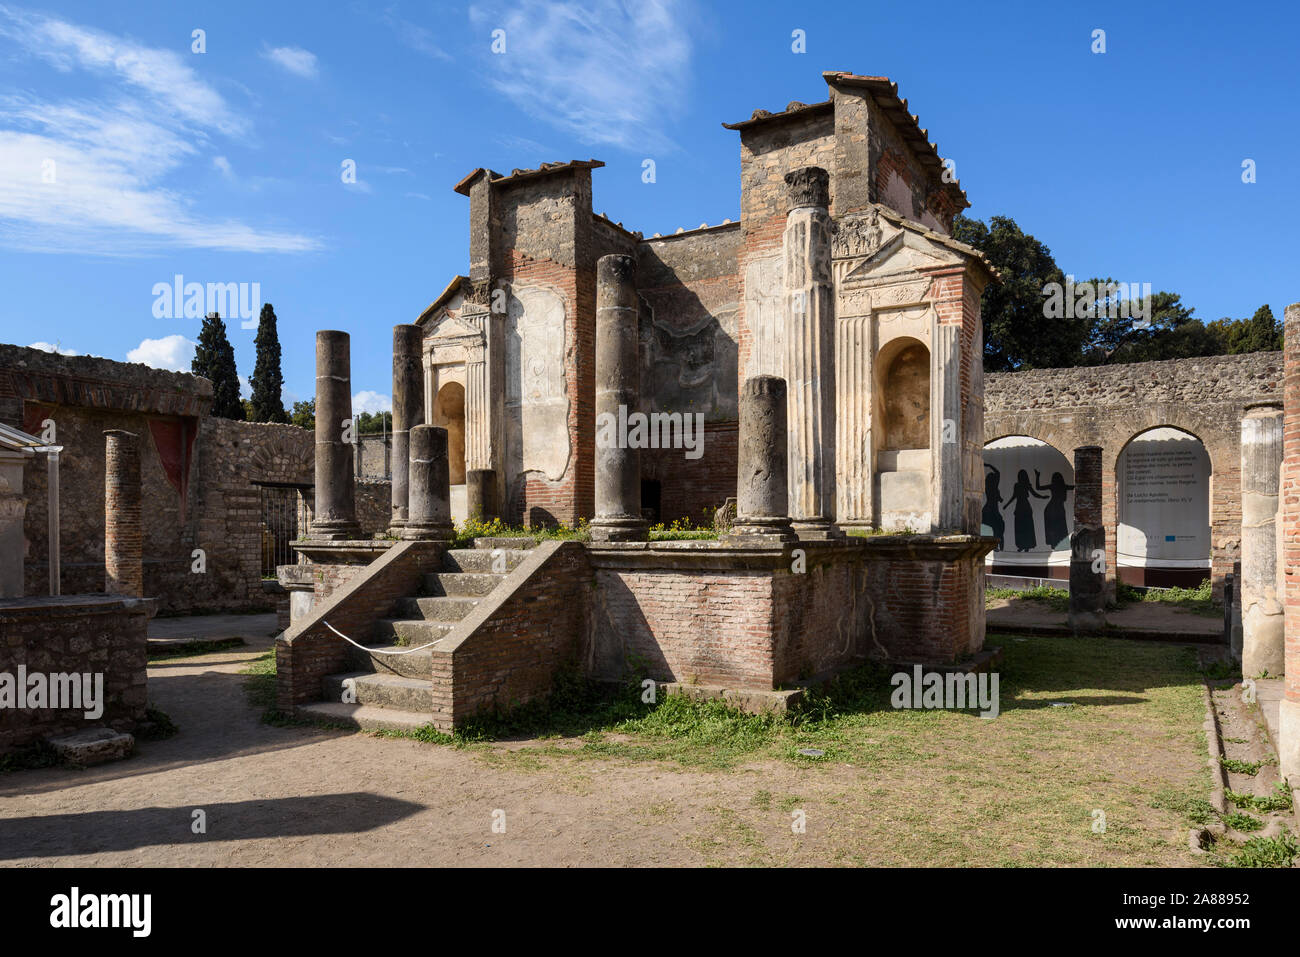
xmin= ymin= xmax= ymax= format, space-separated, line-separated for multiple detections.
xmin=1116 ymin=426 xmax=1211 ymax=588
xmin=433 ymin=381 xmax=466 ymax=486
xmin=982 ymin=435 xmax=1074 ymax=581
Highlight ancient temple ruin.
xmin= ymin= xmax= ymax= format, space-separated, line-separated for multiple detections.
xmin=276 ymin=70 xmax=1000 ymax=730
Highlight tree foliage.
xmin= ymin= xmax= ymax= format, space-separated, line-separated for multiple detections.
xmin=250 ymin=303 xmax=288 ymax=423
xmin=191 ymin=312 xmax=243 ymax=420
xmin=289 ymin=399 xmax=315 ymax=430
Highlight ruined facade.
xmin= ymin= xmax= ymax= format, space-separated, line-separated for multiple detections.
xmin=417 ymin=71 xmax=994 ymax=534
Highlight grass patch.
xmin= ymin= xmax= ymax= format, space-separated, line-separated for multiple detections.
xmin=1222 ymin=811 xmax=1264 ymax=832
xmin=1116 ymin=579 xmax=1220 ymax=617
xmin=0 ymin=739 xmax=61 ymax=773
xmin=1151 ymin=787 xmax=1217 ymax=826
xmin=449 ymin=515 xmax=591 ymax=549
xmin=1219 ymin=757 xmax=1264 ymax=776
xmin=1219 ymin=833 xmax=1297 ymax=868
xmin=986 ymin=584 xmax=1070 ymax=613
xmin=137 ymin=706 xmax=179 ymax=740
xmin=1226 ymin=784 xmax=1293 ymax=813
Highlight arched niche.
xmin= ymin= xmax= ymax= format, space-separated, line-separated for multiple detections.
xmin=433 ymin=381 xmax=466 ymax=486
xmin=982 ymin=435 xmax=1074 ymax=577
xmin=1116 ymin=426 xmax=1211 ymax=587
xmin=874 ymin=335 xmax=931 ymax=530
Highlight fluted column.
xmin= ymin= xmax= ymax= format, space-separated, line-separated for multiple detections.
xmin=782 ymin=166 xmax=839 ymax=539
xmin=390 ymin=324 xmax=424 ymax=534
xmin=591 ymin=254 xmax=647 ymax=542
xmin=310 ymin=330 xmax=361 ymax=540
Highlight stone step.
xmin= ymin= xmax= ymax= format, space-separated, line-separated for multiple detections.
xmin=345 ymin=641 xmax=433 ymax=679
xmin=375 ymin=618 xmax=453 ymax=645
xmin=472 ymin=537 xmax=537 ymax=550
xmin=296 ymin=701 xmax=433 ymax=733
xmin=442 ymin=548 xmax=531 ymax=574
xmin=322 ymin=672 xmax=433 ymax=712
xmin=422 ymin=571 xmax=505 ymax=597
xmin=394 ymin=595 xmax=480 ymax=621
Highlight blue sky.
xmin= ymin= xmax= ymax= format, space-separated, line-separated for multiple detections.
xmin=0 ymin=0 xmax=1296 ymax=411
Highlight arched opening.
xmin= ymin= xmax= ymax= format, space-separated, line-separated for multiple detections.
xmin=874 ymin=337 xmax=931 ymax=530
xmin=982 ymin=435 xmax=1074 ymax=583
xmin=1116 ymin=426 xmax=1211 ymax=588
xmin=881 ymin=340 xmax=930 ymax=451
xmin=433 ymin=381 xmax=466 ymax=486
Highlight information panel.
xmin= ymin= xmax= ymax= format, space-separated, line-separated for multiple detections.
xmin=1117 ymin=427 xmax=1211 ymax=568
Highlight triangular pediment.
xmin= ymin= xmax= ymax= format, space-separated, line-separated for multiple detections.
xmin=839 ymin=229 xmax=961 ymax=286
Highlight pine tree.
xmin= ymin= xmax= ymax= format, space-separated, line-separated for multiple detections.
xmin=192 ymin=312 xmax=243 ymax=420
xmin=250 ymin=303 xmax=288 ymax=422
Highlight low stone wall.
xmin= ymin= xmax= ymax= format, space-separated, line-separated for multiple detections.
xmin=0 ymin=595 xmax=153 ymax=754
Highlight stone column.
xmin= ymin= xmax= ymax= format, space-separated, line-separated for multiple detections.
xmin=104 ymin=429 xmax=143 ymax=597
xmin=1279 ymin=302 xmax=1300 ymax=784
xmin=390 ymin=324 xmax=424 ymax=534
xmin=591 ymin=254 xmax=646 ymax=543
xmin=728 ymin=376 xmax=794 ymax=542
xmin=782 ymin=167 xmax=839 ymax=539
xmin=310 ymin=330 xmax=361 ymax=540
xmin=1241 ymin=405 xmax=1284 ymax=675
xmin=405 ymin=425 xmax=453 ymax=541
xmin=1068 ymin=446 xmax=1106 ymax=633
xmin=466 ymin=468 xmax=497 ymax=521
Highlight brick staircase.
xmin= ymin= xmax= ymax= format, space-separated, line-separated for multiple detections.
xmin=297 ymin=538 xmax=536 ymax=731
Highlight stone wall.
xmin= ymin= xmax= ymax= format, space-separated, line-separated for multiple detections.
xmin=986 ymin=352 xmax=1282 ymax=595
xmin=0 ymin=595 xmax=152 ymax=754
xmin=0 ymin=344 xmax=316 ymax=613
xmin=356 ymin=478 xmax=392 ymax=538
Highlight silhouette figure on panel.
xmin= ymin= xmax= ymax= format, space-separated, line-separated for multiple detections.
xmin=1034 ymin=468 xmax=1075 ymax=550
xmin=1003 ymin=468 xmax=1046 ymax=551
xmin=982 ymin=463 xmax=1006 ymax=551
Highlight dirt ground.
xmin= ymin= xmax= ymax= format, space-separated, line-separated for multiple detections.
xmin=0 ymin=631 xmax=1214 ymax=867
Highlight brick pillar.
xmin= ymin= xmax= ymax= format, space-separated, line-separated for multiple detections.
xmin=104 ymin=429 xmax=143 ymax=597
xmin=1279 ymin=303 xmax=1300 ymax=784
xmin=1241 ymin=404 xmax=1284 ymax=675
xmin=591 ymin=254 xmax=647 ymax=543
xmin=727 ymin=376 xmax=794 ymax=542
xmin=390 ymin=324 xmax=424 ymax=534
xmin=1069 ymin=446 xmax=1106 ymax=633
xmin=310 ymin=330 xmax=361 ymax=540
xmin=782 ymin=166 xmax=840 ymax=539
xmin=405 ymin=424 xmax=453 ymax=541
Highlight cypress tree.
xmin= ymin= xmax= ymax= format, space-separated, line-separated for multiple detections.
xmin=250 ymin=303 xmax=288 ymax=422
xmin=192 ymin=312 xmax=243 ymax=420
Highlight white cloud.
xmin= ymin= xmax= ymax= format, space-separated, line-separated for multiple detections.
xmin=404 ymin=192 xmax=431 ymax=201
xmin=213 ymin=155 xmax=233 ymax=178
xmin=382 ymin=11 xmax=451 ymax=62
xmin=0 ymin=9 xmax=320 ymax=255
xmin=28 ymin=341 xmax=78 ymax=355
xmin=468 ymin=0 xmax=693 ymax=151
xmin=127 ymin=334 xmax=195 ymax=372
xmin=352 ymin=390 xmax=391 ymax=414
xmin=239 ymin=374 xmax=252 ymax=399
xmin=263 ymin=45 xmax=319 ymax=79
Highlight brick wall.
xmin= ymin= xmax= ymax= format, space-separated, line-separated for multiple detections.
xmin=0 ymin=595 xmax=152 ymax=754
xmin=432 ymin=540 xmax=590 ymax=729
